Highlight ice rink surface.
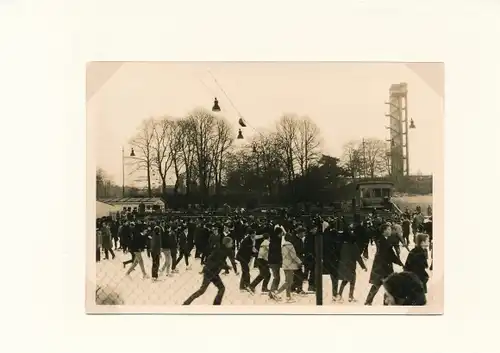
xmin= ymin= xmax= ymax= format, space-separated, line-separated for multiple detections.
xmin=95 ymin=240 xmax=435 ymax=306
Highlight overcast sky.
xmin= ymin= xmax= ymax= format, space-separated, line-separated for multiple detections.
xmin=87 ymin=62 xmax=443 ymax=186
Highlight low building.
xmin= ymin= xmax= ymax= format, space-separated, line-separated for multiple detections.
xmin=99 ymin=197 xmax=166 ymax=213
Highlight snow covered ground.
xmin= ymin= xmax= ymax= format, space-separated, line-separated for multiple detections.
xmin=95 ymin=241 xmax=436 ymax=306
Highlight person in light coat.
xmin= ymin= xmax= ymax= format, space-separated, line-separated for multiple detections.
xmin=272 ymin=233 xmax=302 ymax=303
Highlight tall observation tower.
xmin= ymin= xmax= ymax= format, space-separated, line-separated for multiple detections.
xmin=385 ymin=83 xmax=415 ymax=181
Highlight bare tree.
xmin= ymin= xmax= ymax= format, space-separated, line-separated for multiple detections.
xmin=177 ymin=118 xmax=196 ymax=195
xmin=294 ymin=116 xmax=321 ymax=175
xmin=276 ymin=114 xmax=299 ymax=185
xmin=341 ymin=140 xmax=363 ymax=179
xmin=151 ymin=117 xmax=175 ymax=195
xmin=257 ymin=133 xmax=285 ymax=197
xmin=362 ymin=138 xmax=388 ymax=178
xmin=186 ymin=109 xmax=220 ymax=199
xmin=210 ymin=117 xmax=234 ymax=195
xmin=168 ymin=120 xmax=184 ymax=195
xmin=129 ymin=118 xmax=155 ymax=197
xmin=96 ymin=168 xmax=106 ymax=198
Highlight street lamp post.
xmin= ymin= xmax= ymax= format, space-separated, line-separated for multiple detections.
xmin=122 ymin=147 xmax=137 ymax=198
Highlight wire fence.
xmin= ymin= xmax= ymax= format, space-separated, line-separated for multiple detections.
xmin=94 ymin=220 xmax=433 ymax=307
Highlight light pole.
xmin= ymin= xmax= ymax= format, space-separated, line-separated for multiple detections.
xmin=122 ymin=147 xmax=137 ymax=197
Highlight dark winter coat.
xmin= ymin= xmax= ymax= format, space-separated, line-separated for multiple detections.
xmin=119 ymin=225 xmax=132 ymax=250
xmin=234 ymin=221 xmax=245 ymax=243
xmin=203 ymin=246 xmax=238 ymax=278
xmin=111 ymin=222 xmax=119 ymax=239
xmin=322 ymin=229 xmax=342 ymax=275
xmin=402 ymin=220 xmax=411 ymax=236
xmin=303 ymin=232 xmax=316 ymax=268
xmin=161 ymin=229 xmax=175 ymax=250
xmin=209 ymin=233 xmax=222 ymax=250
xmin=337 ymin=239 xmax=367 ymax=282
xmin=129 ymin=228 xmax=146 ymax=252
xmin=236 ymin=236 xmax=255 ymax=263
xmin=187 ymin=222 xmax=196 ymax=247
xmin=101 ymin=227 xmax=113 ymax=250
xmin=177 ymin=230 xmax=188 ymax=250
xmin=150 ymin=229 xmax=162 ymax=255
xmin=424 ymin=221 xmax=433 ymax=241
xmin=289 ymin=234 xmax=304 ymax=261
xmin=268 ymin=234 xmax=282 ymax=266
xmin=169 ymin=231 xmax=178 ymax=252
xmin=369 ymin=234 xmax=404 ymax=285
xmin=404 ymin=246 xmax=429 ymax=293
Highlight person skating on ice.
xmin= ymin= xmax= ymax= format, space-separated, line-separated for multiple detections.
xmin=182 ymin=237 xmax=238 ymax=305
xmin=236 ymin=228 xmax=258 ymax=290
xmin=336 ymin=223 xmax=367 ymax=303
xmin=267 ymin=226 xmax=284 ymax=297
xmin=404 ymin=233 xmax=430 ymax=294
xmin=289 ymin=226 xmax=306 ymax=295
xmin=125 ymin=222 xmax=149 ymax=279
xmin=364 ymin=223 xmax=403 ymax=305
xmin=149 ymin=225 xmax=163 ymax=282
xmin=246 ymin=233 xmax=271 ymax=294
xmin=173 ymin=226 xmax=191 ymax=271
xmin=271 ymin=232 xmax=302 ymax=303
xmin=160 ymin=224 xmax=174 ymax=276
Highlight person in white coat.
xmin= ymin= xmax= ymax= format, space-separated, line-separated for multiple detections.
xmin=272 ymin=233 xmax=302 ymax=303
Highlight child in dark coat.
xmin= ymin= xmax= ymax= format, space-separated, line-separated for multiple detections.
xmin=404 ymin=233 xmax=429 ymax=293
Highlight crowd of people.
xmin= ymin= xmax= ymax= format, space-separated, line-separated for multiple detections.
xmin=95 ymin=205 xmax=433 ymax=306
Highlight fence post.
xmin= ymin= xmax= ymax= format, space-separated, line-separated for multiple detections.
xmin=315 ymin=219 xmax=324 ymax=305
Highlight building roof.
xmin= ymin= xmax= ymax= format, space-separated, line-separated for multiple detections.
xmin=99 ymin=197 xmax=165 ymax=205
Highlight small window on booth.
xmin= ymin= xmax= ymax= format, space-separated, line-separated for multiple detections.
xmin=382 ymin=188 xmax=391 ymax=197
xmin=373 ymin=189 xmax=382 ymax=198
xmin=362 ymin=188 xmax=371 ymax=198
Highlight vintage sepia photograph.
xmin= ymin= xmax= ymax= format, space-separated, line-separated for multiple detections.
xmin=87 ymin=62 xmax=443 ymax=313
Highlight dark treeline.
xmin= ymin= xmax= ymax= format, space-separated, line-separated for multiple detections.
xmin=96 ymin=108 xmax=431 ymax=208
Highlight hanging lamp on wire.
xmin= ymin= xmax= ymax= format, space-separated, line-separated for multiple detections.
xmin=237 ymin=129 xmax=244 ymax=139
xmin=409 ymin=118 xmax=416 ymax=129
xmin=130 ymin=148 xmax=136 ymax=157
xmin=238 ymin=117 xmax=247 ymax=127
xmin=212 ymin=97 xmax=221 ymax=112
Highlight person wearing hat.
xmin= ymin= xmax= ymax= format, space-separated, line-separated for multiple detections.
xmin=183 ymin=236 xmax=238 ymax=305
